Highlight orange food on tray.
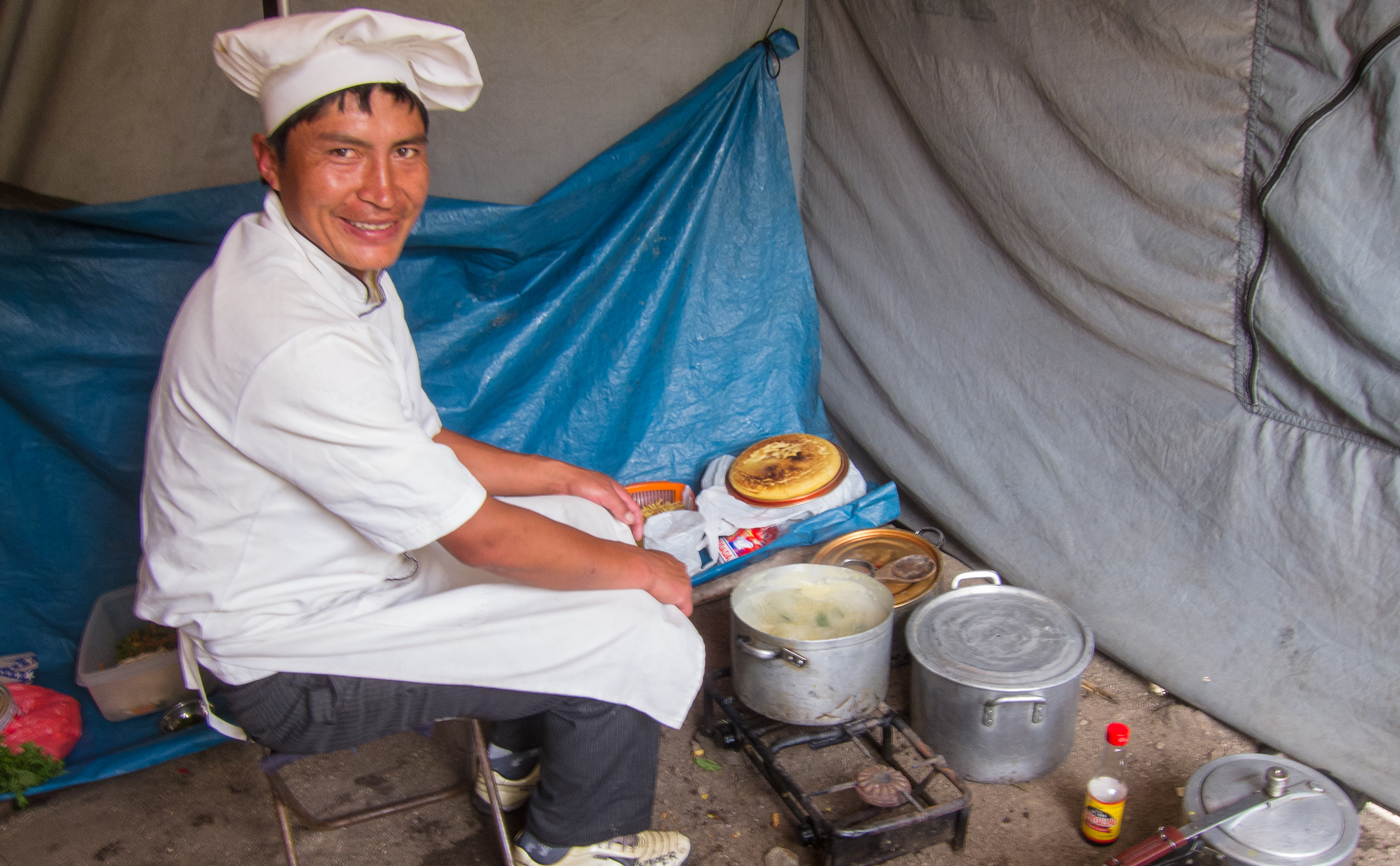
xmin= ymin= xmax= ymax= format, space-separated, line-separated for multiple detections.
xmin=624 ymin=482 xmax=695 ymax=519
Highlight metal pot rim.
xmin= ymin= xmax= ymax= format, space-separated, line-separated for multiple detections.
xmin=912 ymin=656 xmax=1091 ymax=692
xmin=732 ymin=563 xmax=895 ymax=646
xmin=733 ymin=609 xmax=895 ymax=649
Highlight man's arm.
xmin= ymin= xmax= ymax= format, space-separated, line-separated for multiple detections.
xmin=433 ymin=429 xmax=643 ymax=540
xmin=431 ymin=428 xmax=690 ymax=614
xmin=437 ymin=496 xmax=693 ymax=615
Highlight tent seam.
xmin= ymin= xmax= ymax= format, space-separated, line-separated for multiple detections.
xmin=1232 ymin=0 xmax=1270 ymax=408
xmin=1231 ymin=1 xmax=1400 ymax=456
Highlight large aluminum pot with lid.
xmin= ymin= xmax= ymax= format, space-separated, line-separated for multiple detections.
xmin=730 ymin=563 xmax=894 ymax=726
xmin=906 ymin=571 xmax=1094 ymax=783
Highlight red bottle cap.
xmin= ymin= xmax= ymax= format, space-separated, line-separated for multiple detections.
xmin=1106 ymin=723 xmax=1130 ymax=746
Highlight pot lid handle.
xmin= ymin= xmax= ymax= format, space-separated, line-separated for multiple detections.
xmin=950 ymin=570 xmax=1002 ymax=590
xmin=916 ymin=526 xmax=945 ymax=549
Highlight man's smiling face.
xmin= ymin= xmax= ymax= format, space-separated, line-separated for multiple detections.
xmin=253 ymin=87 xmax=429 ymax=278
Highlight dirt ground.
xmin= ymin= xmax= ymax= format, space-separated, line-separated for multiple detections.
xmin=3 ymin=552 xmax=1398 ymax=866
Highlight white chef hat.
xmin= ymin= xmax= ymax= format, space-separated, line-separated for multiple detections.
xmin=213 ymin=8 xmax=482 ymax=134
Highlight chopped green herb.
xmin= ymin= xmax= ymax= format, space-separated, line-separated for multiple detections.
xmin=1 ymin=742 xmax=66 ymax=808
xmin=115 ymin=623 xmax=178 ymax=663
xmin=815 ymin=612 xmax=830 ymax=628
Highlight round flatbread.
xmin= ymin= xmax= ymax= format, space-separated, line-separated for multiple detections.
xmin=728 ymin=434 xmax=845 ymax=503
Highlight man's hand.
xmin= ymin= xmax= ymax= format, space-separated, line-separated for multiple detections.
xmin=559 ymin=465 xmax=644 ymax=541
xmin=630 ymin=547 xmax=693 ymax=616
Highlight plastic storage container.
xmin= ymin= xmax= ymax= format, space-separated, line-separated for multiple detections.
xmin=75 ymin=585 xmax=193 ymax=721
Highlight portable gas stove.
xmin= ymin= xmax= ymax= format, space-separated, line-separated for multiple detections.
xmin=701 ymin=669 xmax=971 ymax=866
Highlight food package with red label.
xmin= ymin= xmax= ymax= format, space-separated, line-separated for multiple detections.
xmin=716 ymin=525 xmax=781 ymax=563
xmin=2 ymin=684 xmax=82 ymax=761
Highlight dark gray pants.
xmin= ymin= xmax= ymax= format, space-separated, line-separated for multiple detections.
xmin=222 ymin=672 xmax=659 ymax=846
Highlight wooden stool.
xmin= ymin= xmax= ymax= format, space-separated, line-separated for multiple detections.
xmin=262 ymin=719 xmax=513 ymax=866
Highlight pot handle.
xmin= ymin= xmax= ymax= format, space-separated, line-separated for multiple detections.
xmin=950 ymin=570 xmax=1002 ymax=589
xmin=736 ymin=634 xmax=808 ymax=669
xmin=983 ymin=694 xmax=1047 ymax=726
xmin=916 ymin=526 xmax=945 ymax=549
xmin=840 ymin=558 xmax=876 ymax=577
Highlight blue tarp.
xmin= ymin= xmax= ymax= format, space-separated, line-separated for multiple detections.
xmin=0 ymin=31 xmax=895 ymax=797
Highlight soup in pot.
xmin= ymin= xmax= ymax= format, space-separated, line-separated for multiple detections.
xmin=734 ymin=567 xmax=892 ymax=641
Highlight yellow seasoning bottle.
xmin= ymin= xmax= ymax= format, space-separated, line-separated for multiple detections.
xmin=1081 ymin=722 xmax=1130 ymax=844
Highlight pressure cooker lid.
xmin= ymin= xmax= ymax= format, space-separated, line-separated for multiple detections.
xmin=906 ymin=584 xmax=1093 ymax=689
xmin=1184 ymin=754 xmax=1360 ymax=866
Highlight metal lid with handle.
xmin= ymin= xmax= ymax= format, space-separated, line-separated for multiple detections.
xmin=905 ymin=569 xmax=1094 ymax=691
xmin=1108 ymin=754 xmax=1359 ymax=866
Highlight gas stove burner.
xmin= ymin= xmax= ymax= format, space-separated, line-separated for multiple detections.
xmin=854 ymin=765 xmax=912 ymax=808
xmin=701 ymin=668 xmax=971 ymax=866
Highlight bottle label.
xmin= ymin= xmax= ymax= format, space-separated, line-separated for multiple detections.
xmin=1081 ymin=794 xmax=1125 ymax=843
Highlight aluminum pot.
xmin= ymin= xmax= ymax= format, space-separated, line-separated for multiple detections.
xmin=906 ymin=571 xmax=1094 ymax=783
xmin=730 ymin=563 xmax=894 ymax=726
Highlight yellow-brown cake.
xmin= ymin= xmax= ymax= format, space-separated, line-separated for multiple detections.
xmin=728 ymin=433 xmax=846 ymax=503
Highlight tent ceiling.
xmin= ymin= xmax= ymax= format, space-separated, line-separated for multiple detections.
xmin=0 ymin=0 xmax=806 ymax=205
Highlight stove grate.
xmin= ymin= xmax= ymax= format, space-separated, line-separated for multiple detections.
xmin=701 ymin=668 xmax=972 ymax=866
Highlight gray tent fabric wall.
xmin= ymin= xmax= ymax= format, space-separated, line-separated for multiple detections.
xmin=0 ymin=0 xmax=806 ymax=206
xmin=803 ymin=0 xmax=1400 ymax=805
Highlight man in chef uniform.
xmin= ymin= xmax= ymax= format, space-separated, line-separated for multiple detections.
xmin=136 ymin=11 xmax=703 ymax=866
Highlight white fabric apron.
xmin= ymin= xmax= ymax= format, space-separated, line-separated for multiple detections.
xmin=180 ymin=496 xmax=704 ymax=734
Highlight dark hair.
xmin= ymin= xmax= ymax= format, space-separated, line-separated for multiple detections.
xmin=265 ymin=82 xmax=429 ymax=163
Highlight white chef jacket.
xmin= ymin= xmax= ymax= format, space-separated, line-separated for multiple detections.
xmin=136 ymin=192 xmax=704 ymax=728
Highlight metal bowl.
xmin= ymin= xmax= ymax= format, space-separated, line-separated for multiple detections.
xmin=813 ymin=527 xmax=943 ymax=609
xmin=158 ymin=698 xmax=206 ymax=733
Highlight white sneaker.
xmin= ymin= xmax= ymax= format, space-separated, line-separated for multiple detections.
xmin=512 ymin=831 xmax=692 ymax=866
xmin=475 ymin=764 xmax=540 ymax=812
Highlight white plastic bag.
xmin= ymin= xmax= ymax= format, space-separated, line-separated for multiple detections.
xmin=694 ymin=454 xmax=867 ymax=567
xmin=642 ymin=509 xmax=708 ymax=575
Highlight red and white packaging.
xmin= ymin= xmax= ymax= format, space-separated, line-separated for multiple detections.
xmin=716 ymin=525 xmax=781 ymax=563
